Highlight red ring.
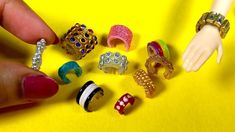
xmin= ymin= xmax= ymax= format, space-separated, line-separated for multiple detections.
xmin=114 ymin=93 xmax=135 ymax=114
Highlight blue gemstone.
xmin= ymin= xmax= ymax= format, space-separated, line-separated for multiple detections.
xmin=70 ymin=37 xmax=75 ymax=42
xmin=81 ymin=49 xmax=85 ymax=54
xmin=76 ymin=42 xmax=81 ymax=47
xmin=81 ymin=24 xmax=86 ymax=28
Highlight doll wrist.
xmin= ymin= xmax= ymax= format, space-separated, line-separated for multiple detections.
xmin=202 ymin=25 xmax=220 ymax=34
xmin=196 ymin=11 xmax=230 ymax=38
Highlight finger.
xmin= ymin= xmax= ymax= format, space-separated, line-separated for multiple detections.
xmin=183 ymin=46 xmax=199 ymax=70
xmin=184 ymin=48 xmax=205 ymax=72
xmin=191 ymin=52 xmax=211 ymax=71
xmin=0 ymin=60 xmax=58 ymax=109
xmin=0 ymin=0 xmax=59 ymax=44
xmin=217 ymin=44 xmax=223 ymax=64
xmin=183 ymin=43 xmax=195 ymax=61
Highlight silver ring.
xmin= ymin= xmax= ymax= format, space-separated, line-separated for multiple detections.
xmin=98 ymin=52 xmax=128 ymax=74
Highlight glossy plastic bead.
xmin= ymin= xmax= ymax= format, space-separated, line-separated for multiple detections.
xmin=32 ymin=39 xmax=46 ymax=70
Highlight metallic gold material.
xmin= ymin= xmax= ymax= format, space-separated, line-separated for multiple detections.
xmin=61 ymin=23 xmax=98 ymax=60
xmin=145 ymin=54 xmax=174 ymax=79
xmin=196 ymin=11 xmax=230 ymax=38
xmin=133 ymin=69 xmax=156 ymax=98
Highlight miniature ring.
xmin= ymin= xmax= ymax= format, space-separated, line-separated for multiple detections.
xmin=58 ymin=61 xmax=82 ymax=84
xmin=107 ymin=25 xmax=133 ymax=51
xmin=133 ymin=69 xmax=156 ymax=98
xmin=61 ymin=23 xmax=98 ymax=60
xmin=32 ymin=39 xmax=46 ymax=70
xmin=147 ymin=40 xmax=170 ymax=60
xmin=145 ymin=54 xmax=174 ymax=79
xmin=98 ymin=52 xmax=128 ymax=74
xmin=76 ymin=81 xmax=104 ymax=112
xmin=114 ymin=93 xmax=135 ymax=114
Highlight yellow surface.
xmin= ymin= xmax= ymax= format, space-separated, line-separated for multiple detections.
xmin=1 ymin=0 xmax=235 ymax=132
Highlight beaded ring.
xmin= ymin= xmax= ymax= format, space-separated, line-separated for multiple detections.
xmin=147 ymin=40 xmax=170 ymax=60
xmin=114 ymin=93 xmax=135 ymax=114
xmin=58 ymin=61 xmax=82 ymax=84
xmin=98 ymin=52 xmax=128 ymax=74
xmin=61 ymin=23 xmax=98 ymax=60
xmin=76 ymin=81 xmax=104 ymax=112
xmin=145 ymin=54 xmax=174 ymax=79
xmin=32 ymin=39 xmax=46 ymax=70
xmin=133 ymin=69 xmax=156 ymax=98
xmin=107 ymin=25 xmax=133 ymax=51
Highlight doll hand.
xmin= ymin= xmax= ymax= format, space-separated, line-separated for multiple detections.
xmin=183 ymin=25 xmax=223 ymax=72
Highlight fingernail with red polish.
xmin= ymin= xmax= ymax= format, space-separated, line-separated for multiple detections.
xmin=53 ymin=36 xmax=60 ymax=44
xmin=22 ymin=75 xmax=59 ymax=99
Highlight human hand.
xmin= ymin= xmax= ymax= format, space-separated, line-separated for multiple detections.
xmin=0 ymin=0 xmax=59 ymax=109
xmin=182 ymin=25 xmax=223 ymax=72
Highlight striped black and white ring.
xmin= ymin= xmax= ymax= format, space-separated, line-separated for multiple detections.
xmin=76 ymin=81 xmax=104 ymax=112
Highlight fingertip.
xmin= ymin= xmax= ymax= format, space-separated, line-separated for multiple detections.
xmin=217 ymin=45 xmax=223 ymax=64
xmin=217 ymin=57 xmax=222 ymax=64
xmin=0 ymin=61 xmax=58 ymax=108
xmin=1 ymin=0 xmax=59 ymax=45
xmin=22 ymin=75 xmax=59 ymax=99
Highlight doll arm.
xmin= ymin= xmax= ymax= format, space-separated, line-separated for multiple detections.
xmin=182 ymin=0 xmax=233 ymax=72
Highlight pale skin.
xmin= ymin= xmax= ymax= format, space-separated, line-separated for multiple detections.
xmin=183 ymin=0 xmax=234 ymax=72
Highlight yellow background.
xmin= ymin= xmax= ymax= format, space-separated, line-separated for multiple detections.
xmin=1 ymin=0 xmax=235 ymax=132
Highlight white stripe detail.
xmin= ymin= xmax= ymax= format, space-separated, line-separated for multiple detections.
xmin=79 ymin=83 xmax=98 ymax=108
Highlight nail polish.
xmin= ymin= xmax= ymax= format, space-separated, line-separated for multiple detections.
xmin=22 ymin=75 xmax=58 ymax=99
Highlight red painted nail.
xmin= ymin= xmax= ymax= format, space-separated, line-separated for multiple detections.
xmin=53 ymin=36 xmax=60 ymax=44
xmin=22 ymin=75 xmax=58 ymax=99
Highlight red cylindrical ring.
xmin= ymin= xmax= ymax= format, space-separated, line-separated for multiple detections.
xmin=114 ymin=93 xmax=135 ymax=114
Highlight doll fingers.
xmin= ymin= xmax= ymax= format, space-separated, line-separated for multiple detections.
xmin=217 ymin=44 xmax=223 ymax=64
xmin=183 ymin=47 xmax=200 ymax=71
xmin=191 ymin=53 xmax=211 ymax=72
xmin=185 ymin=50 xmax=204 ymax=72
xmin=183 ymin=44 xmax=195 ymax=61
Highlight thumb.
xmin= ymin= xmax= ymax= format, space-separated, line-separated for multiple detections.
xmin=0 ymin=61 xmax=58 ymax=108
xmin=217 ymin=43 xmax=223 ymax=64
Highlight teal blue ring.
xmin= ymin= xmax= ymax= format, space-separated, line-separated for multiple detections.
xmin=58 ymin=61 xmax=82 ymax=84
